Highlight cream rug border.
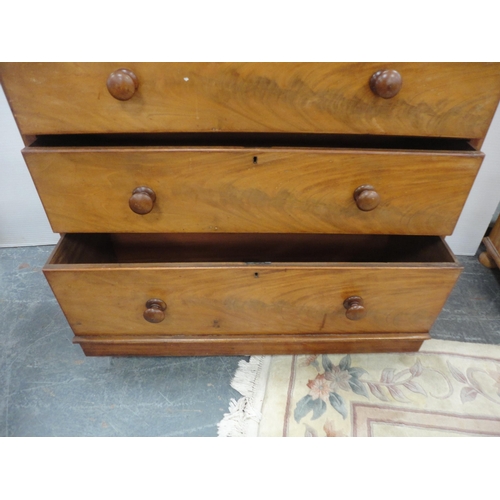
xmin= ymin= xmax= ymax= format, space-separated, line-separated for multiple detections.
xmin=217 ymin=339 xmax=500 ymax=437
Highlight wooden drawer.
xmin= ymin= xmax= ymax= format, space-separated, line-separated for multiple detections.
xmin=23 ymin=144 xmax=482 ymax=235
xmin=44 ymin=233 xmax=461 ymax=355
xmin=2 ymin=63 xmax=500 ymax=139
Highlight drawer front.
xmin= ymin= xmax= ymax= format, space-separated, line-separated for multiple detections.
xmin=3 ymin=62 xmax=500 ymax=138
xmin=24 ymin=147 xmax=482 ymax=235
xmin=44 ymin=233 xmax=461 ymax=337
xmin=44 ymin=265 xmax=460 ymax=337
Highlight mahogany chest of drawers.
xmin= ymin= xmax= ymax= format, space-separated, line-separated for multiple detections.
xmin=2 ymin=63 xmax=500 ymax=356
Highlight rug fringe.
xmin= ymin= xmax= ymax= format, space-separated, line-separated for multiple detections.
xmin=217 ymin=356 xmax=271 ymax=437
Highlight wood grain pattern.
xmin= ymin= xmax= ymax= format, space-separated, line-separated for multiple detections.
xmin=74 ymin=333 xmax=430 ymax=356
xmin=47 ymin=233 xmax=116 ymax=264
xmin=23 ymin=147 xmax=483 ymax=235
xmin=2 ymin=63 xmax=500 ymax=138
xmin=5 ymin=62 xmax=495 ymax=357
xmin=43 ymin=234 xmax=461 ymax=336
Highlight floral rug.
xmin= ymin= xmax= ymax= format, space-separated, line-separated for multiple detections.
xmin=217 ymin=340 xmax=500 ymax=437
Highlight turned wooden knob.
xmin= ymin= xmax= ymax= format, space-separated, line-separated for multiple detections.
xmin=343 ymin=296 xmax=366 ymax=321
xmin=354 ymin=185 xmax=380 ymax=211
xmin=129 ymin=187 xmax=156 ymax=215
xmin=144 ymin=299 xmax=167 ymax=323
xmin=369 ymin=69 xmax=402 ymax=99
xmin=107 ymin=68 xmax=139 ymax=101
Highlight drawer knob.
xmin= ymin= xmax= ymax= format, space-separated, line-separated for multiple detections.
xmin=354 ymin=185 xmax=380 ymax=211
xmin=129 ymin=186 xmax=156 ymax=215
xmin=343 ymin=296 xmax=366 ymax=321
xmin=369 ymin=69 xmax=402 ymax=99
xmin=107 ymin=68 xmax=139 ymax=101
xmin=144 ymin=299 xmax=167 ymax=323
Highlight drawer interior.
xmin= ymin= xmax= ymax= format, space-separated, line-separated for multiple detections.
xmin=30 ymin=132 xmax=476 ymax=151
xmin=47 ymin=233 xmax=458 ymax=266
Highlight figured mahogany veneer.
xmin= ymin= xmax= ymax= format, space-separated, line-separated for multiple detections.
xmin=22 ymin=146 xmax=482 ymax=235
xmin=43 ymin=234 xmax=460 ymax=354
xmin=2 ymin=62 xmax=499 ymax=356
xmin=2 ymin=63 xmax=500 ymax=140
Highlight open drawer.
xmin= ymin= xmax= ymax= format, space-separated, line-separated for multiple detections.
xmin=44 ymin=233 xmax=462 ymax=356
xmin=23 ymin=139 xmax=483 ymax=236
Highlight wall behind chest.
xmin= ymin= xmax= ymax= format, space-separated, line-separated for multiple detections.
xmin=0 ymin=86 xmax=58 ymax=247
xmin=445 ymin=106 xmax=500 ymax=255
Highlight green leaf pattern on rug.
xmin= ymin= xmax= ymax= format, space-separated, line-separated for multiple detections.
xmin=294 ymin=355 xmax=459 ymax=423
xmin=294 ymin=391 xmax=327 ymax=422
xmin=329 ymin=392 xmax=347 ymax=419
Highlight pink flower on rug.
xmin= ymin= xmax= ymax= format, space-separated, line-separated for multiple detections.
xmin=323 ymin=420 xmax=346 ymax=437
xmin=307 ymin=374 xmax=331 ymax=402
xmin=325 ymin=365 xmax=352 ymax=392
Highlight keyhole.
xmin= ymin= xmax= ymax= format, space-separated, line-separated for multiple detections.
xmin=253 ymin=156 xmax=258 ymax=164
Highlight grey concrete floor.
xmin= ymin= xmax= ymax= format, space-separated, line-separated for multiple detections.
xmin=1 ymin=243 xmax=499 ymax=436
